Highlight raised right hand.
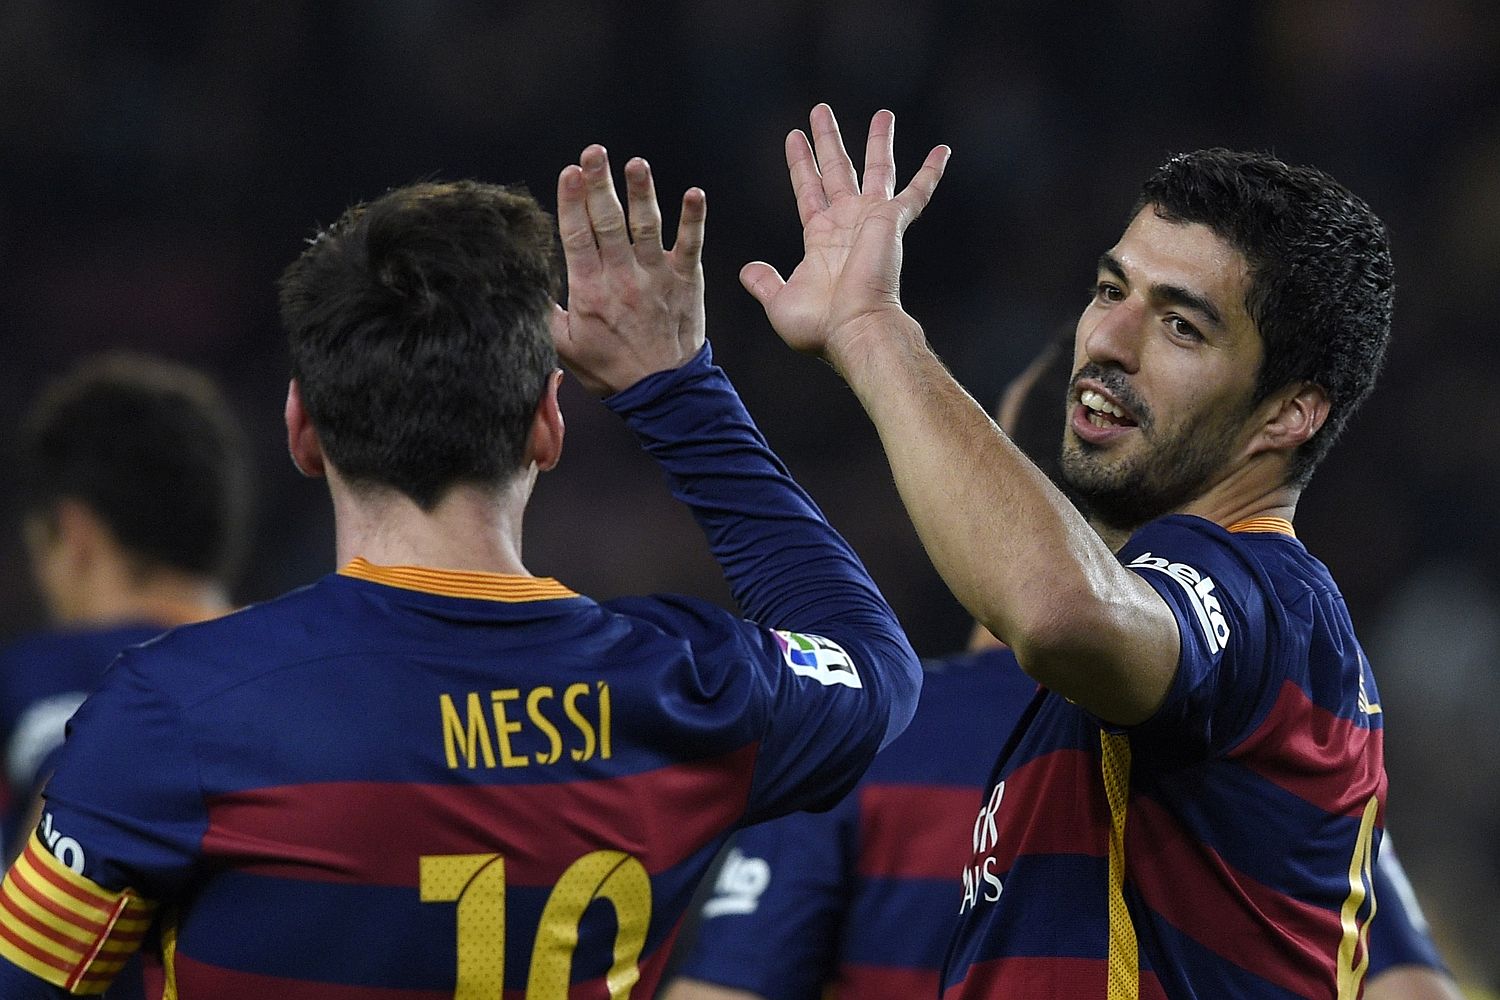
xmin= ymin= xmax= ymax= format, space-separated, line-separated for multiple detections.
xmin=740 ymin=104 xmax=949 ymax=368
xmin=552 ymin=145 xmax=707 ymax=397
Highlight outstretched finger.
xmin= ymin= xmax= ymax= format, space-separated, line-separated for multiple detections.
xmin=893 ymin=144 xmax=952 ymax=230
xmin=862 ymin=110 xmax=897 ymax=198
xmin=808 ymin=104 xmax=859 ymax=201
xmin=624 ymin=157 xmax=664 ymax=262
xmin=669 ymin=186 xmax=707 ymax=276
xmin=786 ymin=130 xmax=827 ymax=228
xmin=580 ymin=144 xmax=633 ymax=267
xmin=556 ymin=164 xmax=600 ymax=280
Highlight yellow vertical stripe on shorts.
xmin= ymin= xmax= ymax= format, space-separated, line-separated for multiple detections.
xmin=1102 ymin=732 xmax=1139 ymax=1000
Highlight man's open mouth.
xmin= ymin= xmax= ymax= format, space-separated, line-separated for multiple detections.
xmin=1079 ymin=388 xmax=1137 ymax=429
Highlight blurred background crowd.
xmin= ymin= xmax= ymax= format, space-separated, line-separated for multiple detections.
xmin=0 ymin=0 xmax=1496 ymax=988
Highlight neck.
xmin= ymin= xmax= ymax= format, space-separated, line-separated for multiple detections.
xmin=1088 ymin=459 xmax=1302 ymax=554
xmin=62 ymin=569 xmax=232 ymax=628
xmin=329 ymin=469 xmax=535 ymax=575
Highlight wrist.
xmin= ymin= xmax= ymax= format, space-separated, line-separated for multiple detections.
xmin=603 ymin=342 xmax=716 ymax=415
xmin=824 ymin=310 xmax=931 ymax=389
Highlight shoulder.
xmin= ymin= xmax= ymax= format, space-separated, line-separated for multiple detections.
xmin=0 ymin=624 xmax=165 ymax=671
xmin=0 ymin=624 xmax=165 ymax=720
xmin=97 ymin=578 xmax=345 ymax=705
xmin=1120 ymin=514 xmax=1337 ymax=644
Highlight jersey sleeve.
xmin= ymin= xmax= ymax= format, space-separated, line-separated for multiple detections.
xmin=1367 ymin=836 xmax=1450 ymax=976
xmin=1116 ymin=517 xmax=1278 ymax=756
xmin=0 ymin=651 xmax=205 ymax=994
xmin=672 ymin=797 xmax=858 ymax=1000
xmin=611 ymin=594 xmax=899 ymax=824
xmin=605 ymin=344 xmax=922 ymax=753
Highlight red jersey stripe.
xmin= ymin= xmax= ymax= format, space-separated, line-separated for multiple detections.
xmin=1128 ymin=793 xmax=1346 ymax=998
xmin=202 ymin=745 xmax=758 ymax=887
xmin=1230 ymin=679 xmax=1385 ymax=819
xmin=857 ymin=785 xmax=981 ymax=879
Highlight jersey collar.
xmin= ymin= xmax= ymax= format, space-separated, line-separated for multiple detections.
xmin=339 ymin=557 xmax=578 ymax=602
xmin=1225 ymin=516 xmax=1296 ymax=537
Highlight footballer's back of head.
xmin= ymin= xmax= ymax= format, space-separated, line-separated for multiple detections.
xmin=279 ymin=180 xmax=561 ymax=510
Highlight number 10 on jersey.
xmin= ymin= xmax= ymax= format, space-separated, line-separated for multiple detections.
xmin=421 ymin=850 xmax=652 ymax=998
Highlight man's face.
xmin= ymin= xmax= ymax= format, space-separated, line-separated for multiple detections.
xmin=1059 ymin=207 xmax=1264 ymax=532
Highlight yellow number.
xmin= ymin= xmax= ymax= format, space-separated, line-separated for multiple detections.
xmin=419 ymin=854 xmax=507 ymax=998
xmin=1335 ymin=796 xmax=1380 ymax=999
xmin=420 ymin=849 xmax=652 ymax=999
xmin=530 ymin=851 xmax=651 ymax=999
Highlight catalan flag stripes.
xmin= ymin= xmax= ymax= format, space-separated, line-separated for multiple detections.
xmin=0 ymin=833 xmax=155 ymax=994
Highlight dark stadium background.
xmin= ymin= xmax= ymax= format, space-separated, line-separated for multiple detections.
xmin=0 ymin=1 xmax=1496 ymax=989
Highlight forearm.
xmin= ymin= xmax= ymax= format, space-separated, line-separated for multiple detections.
xmin=827 ymin=318 xmax=1176 ymax=721
xmin=607 ymin=344 xmax=908 ymax=637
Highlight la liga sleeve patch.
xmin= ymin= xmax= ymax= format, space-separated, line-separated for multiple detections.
xmin=771 ymin=630 xmax=862 ymax=689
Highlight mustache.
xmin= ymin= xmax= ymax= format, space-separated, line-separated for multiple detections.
xmin=1070 ymin=362 xmax=1152 ymax=428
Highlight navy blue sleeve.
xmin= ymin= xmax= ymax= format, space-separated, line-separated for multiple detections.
xmin=673 ymin=797 xmax=857 ymax=1000
xmin=1116 ymin=516 xmax=1278 ymax=756
xmin=1367 ymin=836 xmax=1450 ymax=976
xmin=0 ymin=961 xmax=66 ymax=998
xmin=604 ymin=344 xmax=921 ymax=750
xmin=39 ymin=650 xmax=205 ymax=898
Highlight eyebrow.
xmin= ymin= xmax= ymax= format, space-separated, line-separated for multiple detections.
xmin=1097 ymin=252 xmax=1226 ymax=331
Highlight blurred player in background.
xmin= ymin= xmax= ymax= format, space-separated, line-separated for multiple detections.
xmin=0 ymin=354 xmax=249 ymax=863
xmin=0 ymin=150 xmax=923 ymax=997
xmin=662 ymin=338 xmax=1465 ymax=1000
xmin=745 ymin=104 xmax=1397 ymax=997
xmin=661 ymin=335 xmax=1071 ymax=1000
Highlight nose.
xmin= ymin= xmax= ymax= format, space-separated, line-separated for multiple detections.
xmin=1080 ymin=295 xmax=1144 ymax=374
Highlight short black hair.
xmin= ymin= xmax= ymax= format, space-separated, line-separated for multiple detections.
xmin=279 ymin=180 xmax=560 ymax=510
xmin=18 ymin=353 xmax=251 ymax=580
xmin=1136 ymin=149 xmax=1394 ymax=485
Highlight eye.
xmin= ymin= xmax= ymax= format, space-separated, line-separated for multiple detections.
xmin=1092 ymin=280 xmax=1124 ymax=303
xmin=1166 ymin=315 xmax=1203 ymax=342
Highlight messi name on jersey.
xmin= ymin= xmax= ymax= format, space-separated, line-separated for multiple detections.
xmin=440 ymin=681 xmax=612 ymax=770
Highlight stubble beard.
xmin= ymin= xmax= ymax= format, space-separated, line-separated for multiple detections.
xmin=1060 ymin=413 xmax=1243 ymax=536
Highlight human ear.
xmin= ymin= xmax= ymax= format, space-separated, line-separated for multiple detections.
xmin=1251 ymin=382 xmax=1330 ymax=456
xmin=284 ymin=380 xmax=326 ymax=478
xmin=526 ymin=370 xmax=566 ymax=473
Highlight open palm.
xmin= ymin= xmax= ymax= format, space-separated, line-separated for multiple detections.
xmin=742 ymin=105 xmax=950 ymax=362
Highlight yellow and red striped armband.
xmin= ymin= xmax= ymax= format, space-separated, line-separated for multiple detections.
xmin=0 ymin=832 xmax=156 ymax=994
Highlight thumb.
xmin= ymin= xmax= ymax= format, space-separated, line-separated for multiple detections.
xmin=739 ymin=261 xmax=786 ymax=309
xmin=549 ymin=302 xmax=571 ymax=353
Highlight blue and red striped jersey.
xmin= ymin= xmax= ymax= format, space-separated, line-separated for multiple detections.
xmin=0 ymin=625 xmax=165 ymax=858
xmin=943 ymin=514 xmax=1386 ymax=1000
xmin=0 ymin=346 xmax=922 ymax=998
xmin=673 ymin=647 xmax=1038 ymax=1000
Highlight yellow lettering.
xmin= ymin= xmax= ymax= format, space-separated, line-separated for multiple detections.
xmin=565 ymin=683 xmax=596 ymax=762
xmin=440 ymin=692 xmax=496 ymax=769
xmin=597 ymin=681 xmax=612 ymax=760
xmin=489 ymin=689 xmax=527 ymax=768
xmin=528 ymin=687 xmax=563 ymax=765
